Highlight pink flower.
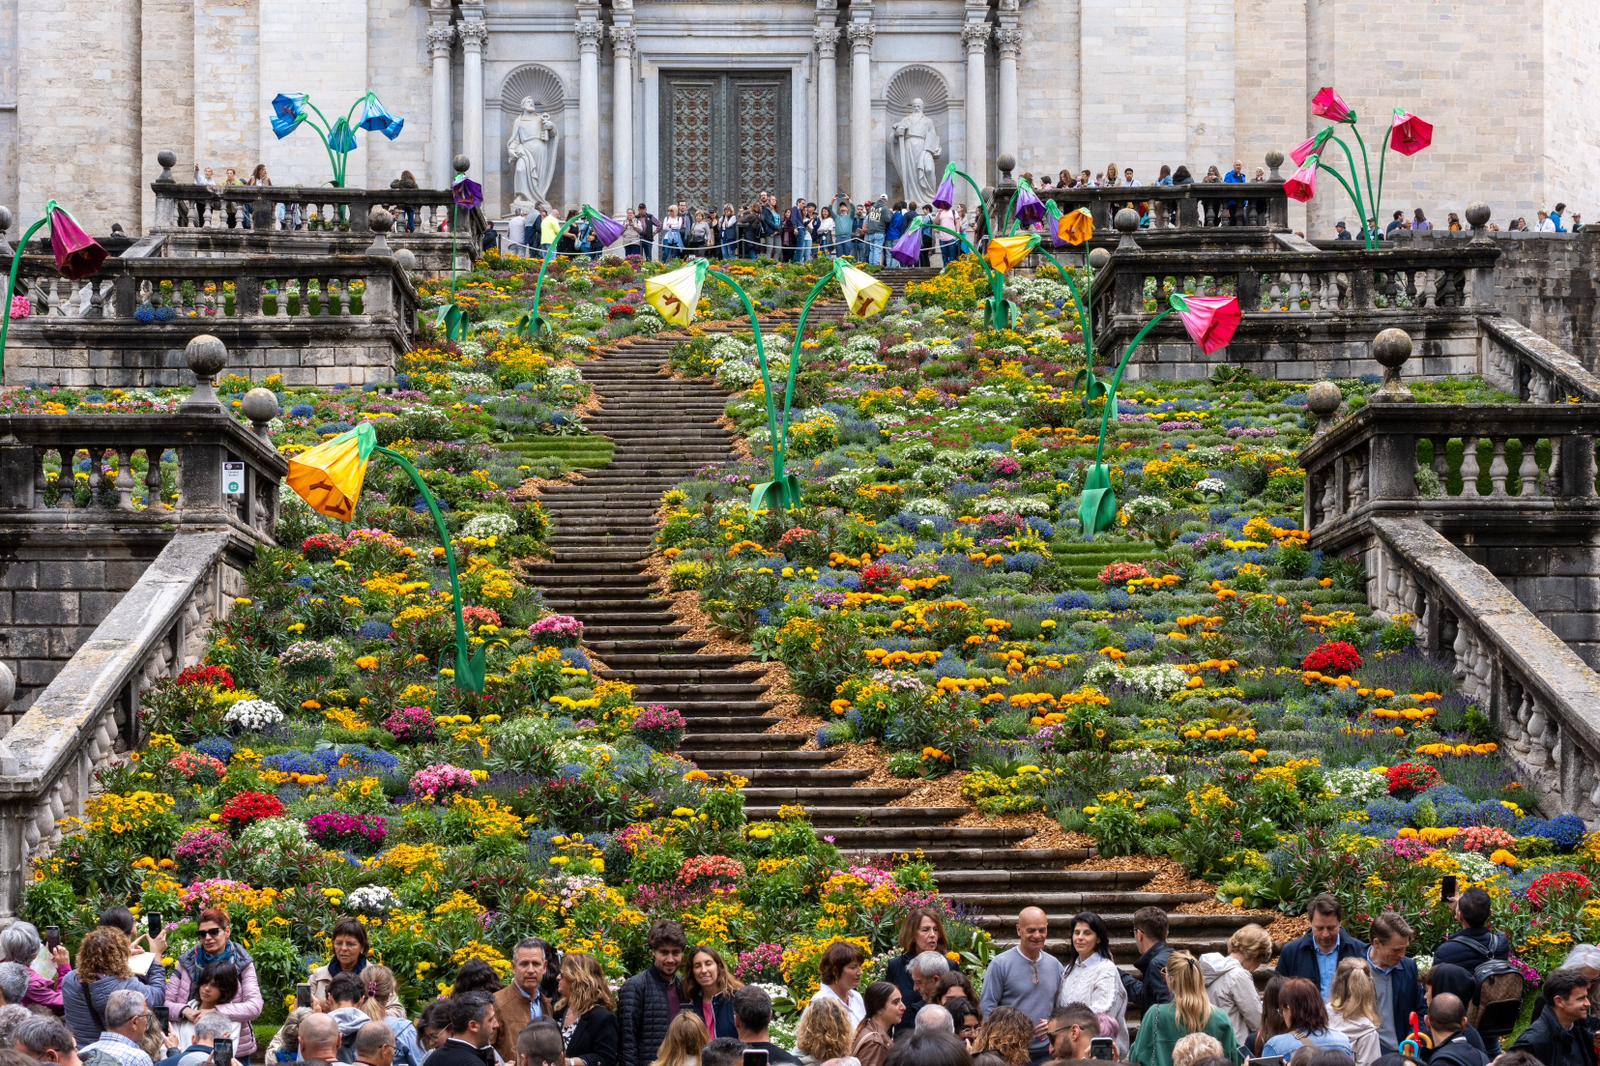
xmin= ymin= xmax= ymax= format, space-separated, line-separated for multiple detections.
xmin=1390 ymin=109 xmax=1434 ymax=155
xmin=1173 ymin=295 xmax=1242 ymax=355
xmin=1284 ymin=158 xmax=1319 ymax=203
xmin=1290 ymin=128 xmax=1333 ymax=167
xmin=1312 ymin=86 xmax=1353 ymax=123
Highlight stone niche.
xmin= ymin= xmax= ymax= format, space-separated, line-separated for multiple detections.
xmin=884 ymin=65 xmax=950 ymax=206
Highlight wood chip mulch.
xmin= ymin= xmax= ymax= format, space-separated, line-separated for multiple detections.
xmin=511 ymin=472 xmax=587 ymax=499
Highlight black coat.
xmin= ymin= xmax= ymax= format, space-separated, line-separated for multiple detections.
xmin=566 ymin=1007 xmax=620 ymax=1066
xmin=1431 ymin=1033 xmax=1489 ymax=1066
xmin=1124 ymin=942 xmax=1173 ymax=1010
xmin=1512 ymin=1009 xmax=1596 ymax=1066
xmin=426 ymin=1040 xmax=493 ymax=1066
xmin=1434 ymin=930 xmax=1509 ymax=973
xmin=618 ymin=968 xmax=676 ymax=1066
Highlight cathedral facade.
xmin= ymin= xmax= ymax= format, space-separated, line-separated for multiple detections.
xmin=7 ymin=0 xmax=1597 ymax=234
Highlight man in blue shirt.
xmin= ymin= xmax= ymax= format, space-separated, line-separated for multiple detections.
xmin=1552 ymin=202 xmax=1569 ymax=233
xmin=1276 ymin=893 xmax=1367 ymax=1000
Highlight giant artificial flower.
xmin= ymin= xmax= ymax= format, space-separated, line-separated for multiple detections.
xmin=985 ymin=234 xmax=1038 ymax=273
xmin=584 ymin=207 xmax=625 ymax=247
xmin=286 ymin=422 xmax=378 ymax=522
xmin=645 ymin=260 xmax=708 ymax=326
xmin=1290 ymin=127 xmax=1335 ymax=167
xmin=357 ymin=94 xmax=405 ymax=140
xmin=1057 ymin=207 xmax=1094 ymax=246
xmin=1312 ymin=86 xmax=1354 ymax=123
xmin=1012 ymin=181 xmax=1046 ymax=227
xmin=47 ymin=204 xmax=107 ymax=280
xmin=890 ymin=220 xmax=926 ymax=267
xmin=1078 ymin=463 xmax=1117 ymax=536
xmin=271 ymin=93 xmax=307 ymax=122
xmin=451 ymin=174 xmax=484 ymax=210
xmin=932 ymin=168 xmax=957 ymax=211
xmin=836 ymin=262 xmax=890 ymax=317
xmin=1172 ymin=293 xmax=1241 ymax=355
xmin=327 ymin=118 xmax=358 ymax=154
xmin=1283 ymin=157 xmax=1319 ymax=203
xmin=1389 ymin=109 xmax=1434 ymax=155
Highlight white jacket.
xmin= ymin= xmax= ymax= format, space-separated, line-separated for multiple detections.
xmin=1328 ymin=1008 xmax=1382 ymax=1066
xmin=1200 ymin=952 xmax=1262 ymax=1039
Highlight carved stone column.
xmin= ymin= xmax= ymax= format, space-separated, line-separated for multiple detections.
xmin=962 ymin=22 xmax=989 ymax=195
xmin=428 ymin=22 xmax=455 ymax=190
xmin=848 ymin=22 xmax=875 ymax=198
xmin=459 ymin=19 xmax=489 ymax=189
xmin=611 ymin=26 xmax=636 ymax=213
xmin=995 ymin=26 xmax=1021 ymax=166
xmin=576 ymin=20 xmax=604 ymax=207
xmin=815 ymin=26 xmax=840 ymax=202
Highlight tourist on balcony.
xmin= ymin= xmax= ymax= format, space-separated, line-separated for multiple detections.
xmin=850 ymin=985 xmax=906 ymax=1066
xmin=795 ymin=997 xmax=852 ymax=1066
xmin=1335 ymin=222 xmax=1353 ymax=241
xmin=1412 ymin=209 xmax=1434 ymax=234
xmin=1385 ymin=211 xmax=1406 ymax=237
xmin=1 ymin=922 xmax=71 ymax=1014
xmin=165 ymin=910 xmax=262 ymax=1061
xmin=1128 ymin=952 xmax=1240 ymax=1066
xmin=390 ymin=170 xmax=418 ymax=232
xmin=1122 ymin=168 xmax=1137 ymax=188
xmin=1156 ymin=166 xmax=1174 ymax=187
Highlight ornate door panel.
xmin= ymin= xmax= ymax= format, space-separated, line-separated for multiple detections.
xmin=662 ymin=72 xmax=790 ymax=211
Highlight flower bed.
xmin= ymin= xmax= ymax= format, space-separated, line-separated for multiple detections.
xmin=20 ymin=258 xmax=986 ymax=1021
xmin=659 ymin=265 xmax=1600 ymax=979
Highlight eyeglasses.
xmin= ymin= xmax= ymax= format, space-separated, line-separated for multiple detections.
xmin=198 ymin=928 xmax=224 ymax=939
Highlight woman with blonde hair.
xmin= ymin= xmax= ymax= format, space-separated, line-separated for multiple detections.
xmin=556 ymin=953 xmax=620 ymax=1066
xmin=1129 ymin=951 xmax=1241 ymax=1066
xmin=1327 ymin=959 xmax=1382 ymax=1066
xmin=973 ymin=1006 xmax=1033 ymax=1066
xmin=796 ymin=996 xmax=854 ymax=1066
xmin=1202 ymin=923 xmax=1272 ymax=1040
xmin=364 ymin=966 xmax=426 ymax=1066
xmin=1172 ymin=1033 xmax=1225 ymax=1066
xmin=650 ymin=1012 xmax=708 ymax=1066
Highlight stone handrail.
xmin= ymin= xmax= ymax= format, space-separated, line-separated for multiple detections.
xmin=151 ymin=179 xmax=487 ymax=247
xmin=1299 ymin=402 xmax=1600 ymax=553
xmin=2 ymin=252 xmax=418 ymax=345
xmin=1090 ymin=243 xmax=1502 ymax=330
xmin=0 ymin=531 xmax=237 ymax=915
xmin=0 ymin=409 xmax=288 ymax=544
xmin=1369 ymin=516 xmax=1600 ymax=821
xmin=1480 ymin=315 xmax=1600 ymax=402
xmin=1041 ymin=180 xmax=1289 ymax=233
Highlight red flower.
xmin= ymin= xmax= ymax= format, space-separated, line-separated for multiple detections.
xmin=1389 ymin=109 xmax=1433 ymax=156
xmin=1385 ymin=762 xmax=1442 ymax=797
xmin=1312 ymin=87 xmax=1354 ymax=123
xmin=1173 ymin=295 xmax=1242 ymax=355
xmin=175 ymin=665 xmax=235 ymax=690
xmin=1527 ymin=871 xmax=1592 ymax=911
xmin=1302 ymin=641 xmax=1362 ymax=673
xmin=1284 ymin=158 xmax=1320 ymax=203
xmin=219 ymin=790 xmax=286 ymax=833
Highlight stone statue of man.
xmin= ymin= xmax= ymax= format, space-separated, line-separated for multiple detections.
xmin=508 ymin=97 xmax=557 ymax=206
xmin=892 ymin=98 xmax=942 ymax=205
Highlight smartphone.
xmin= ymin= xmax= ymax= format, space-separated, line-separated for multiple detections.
xmin=153 ymin=1006 xmax=169 ymax=1032
xmin=213 ymin=1038 xmax=234 ymax=1066
xmin=741 ymin=1051 xmax=768 ymax=1066
xmin=296 ymin=983 xmax=312 ymax=1009
xmin=45 ymin=926 xmax=60 ymax=953
xmin=147 ymin=913 xmax=163 ymax=937
xmin=1441 ymin=874 xmax=1459 ymax=901
xmin=1090 ymin=1038 xmax=1116 ymax=1061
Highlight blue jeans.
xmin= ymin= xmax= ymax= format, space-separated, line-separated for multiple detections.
xmin=866 ymin=232 xmax=884 ymax=266
xmin=662 ymin=233 xmax=684 ymax=260
xmin=799 ymin=236 xmax=813 ymax=262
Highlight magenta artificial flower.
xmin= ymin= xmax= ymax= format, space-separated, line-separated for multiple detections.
xmin=1389 ymin=109 xmax=1434 ymax=155
xmin=1173 ymin=294 xmax=1242 ymax=355
xmin=48 ymin=205 xmax=107 ymax=280
xmin=1312 ymin=86 xmax=1354 ymax=123
xmin=1284 ymin=157 xmax=1319 ymax=203
xmin=1290 ymin=128 xmax=1334 ymax=167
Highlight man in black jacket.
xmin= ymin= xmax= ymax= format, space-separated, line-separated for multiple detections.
xmin=1430 ymin=995 xmax=1488 ymax=1066
xmin=618 ymin=920 xmax=686 ymax=1066
xmin=1435 ymin=888 xmax=1511 ymax=970
xmin=1513 ymin=969 xmax=1596 ymax=1066
xmin=731 ymin=987 xmax=799 ymax=1066
xmin=1122 ymin=906 xmax=1173 ymax=1010
xmin=426 ymin=993 xmax=501 ymax=1066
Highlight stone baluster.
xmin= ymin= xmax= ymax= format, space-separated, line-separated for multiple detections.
xmin=1518 ymin=436 xmax=1541 ymax=496
xmin=144 ymin=449 xmax=164 ymax=507
xmin=53 ymin=447 xmax=74 ymax=509
xmin=114 ymin=448 xmax=135 ymax=509
xmin=1487 ymin=438 xmax=1509 ymax=496
xmin=1460 ymin=436 xmax=1481 ymax=496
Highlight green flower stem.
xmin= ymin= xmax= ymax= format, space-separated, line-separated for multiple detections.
xmin=1092 ymin=309 xmax=1173 ymax=466
xmin=302 ymin=101 xmax=346 ymax=188
xmin=1374 ymin=136 xmax=1392 ymax=248
xmin=708 ymin=269 xmax=783 ymax=476
xmin=945 ymin=168 xmax=996 ymax=247
xmin=1350 ymin=123 xmax=1377 ymax=245
xmin=0 ymin=207 xmax=54 ymax=381
xmin=1318 ymin=165 xmax=1367 ymax=238
xmin=373 ymin=445 xmax=484 ymax=692
xmin=524 ymin=215 xmax=583 ymax=335
xmin=1328 ymin=137 xmax=1370 ymax=247
xmin=1036 ymin=249 xmax=1092 ymax=350
xmin=777 ymin=270 xmax=838 ymax=475
xmin=448 ymin=204 xmax=460 ymax=299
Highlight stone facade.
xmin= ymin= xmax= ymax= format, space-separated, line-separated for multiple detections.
xmin=1489 ymin=231 xmax=1600 ymax=366
xmin=7 ymin=1 xmax=1598 ymax=233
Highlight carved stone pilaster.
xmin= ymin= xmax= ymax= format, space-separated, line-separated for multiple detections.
xmin=612 ymin=26 xmax=636 ymax=54
xmin=427 ymin=22 xmax=455 ymax=58
xmin=814 ymin=25 xmax=839 ymax=58
xmin=848 ymin=22 xmax=876 ymax=52
xmin=575 ymin=20 xmax=605 ymax=52
xmin=961 ymin=22 xmax=991 ymax=51
xmin=995 ymin=26 xmax=1023 ymax=56
xmin=458 ymin=19 xmax=488 ymax=51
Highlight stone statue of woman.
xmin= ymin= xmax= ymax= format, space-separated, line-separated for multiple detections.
xmin=892 ymin=98 xmax=942 ymax=205
xmin=507 ymin=97 xmax=558 ymax=206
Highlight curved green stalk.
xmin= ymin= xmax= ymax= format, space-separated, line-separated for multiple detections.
xmin=0 ymin=209 xmax=53 ymax=381
xmin=1374 ymin=138 xmax=1392 ymax=246
xmin=448 ymin=204 xmax=460 ymax=298
xmin=1327 ymin=137 xmax=1369 ymax=244
xmin=921 ymin=222 xmax=973 ymax=254
xmin=778 ymin=271 xmax=838 ymax=473
xmin=708 ymin=269 xmax=782 ymax=469
xmin=374 ymin=445 xmax=485 ymax=692
xmin=301 ymin=101 xmax=346 ymax=187
xmin=1092 ymin=310 xmax=1174 ymax=465
xmin=1318 ymin=166 xmax=1366 ymax=231
xmin=1349 ymin=124 xmax=1377 ymax=241
xmin=945 ymin=167 xmax=996 ymax=245
xmin=522 ymin=215 xmax=583 ymax=336
xmin=1035 ymin=249 xmax=1092 ymax=347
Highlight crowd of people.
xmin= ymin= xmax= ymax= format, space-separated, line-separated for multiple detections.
xmin=0 ymin=895 xmax=1595 ymax=1066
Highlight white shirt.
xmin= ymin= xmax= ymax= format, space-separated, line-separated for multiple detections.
xmin=812 ymin=982 xmax=867 ymax=1025
xmin=1538 ymin=217 xmax=1558 ymax=232
xmin=1056 ymin=954 xmax=1129 ymax=1053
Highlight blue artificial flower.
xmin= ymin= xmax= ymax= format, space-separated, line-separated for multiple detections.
xmin=271 ymin=112 xmax=305 ymax=139
xmin=327 ymin=117 xmax=358 ymax=153
xmin=271 ymin=93 xmax=307 ymax=121
xmin=357 ymin=94 xmax=405 ymax=140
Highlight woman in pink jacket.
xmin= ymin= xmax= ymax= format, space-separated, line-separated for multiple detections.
xmin=1 ymin=921 xmax=72 ymax=1012
xmin=165 ymin=909 xmax=264 ymax=1062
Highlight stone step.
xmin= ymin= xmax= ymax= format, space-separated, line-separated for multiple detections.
xmin=993 ymin=938 xmax=1236 ymax=962
xmin=682 ymin=749 xmax=842 ymax=768
xmin=586 ymin=637 xmax=708 ymax=654
xmin=525 ymin=558 xmax=654 ymax=573
xmin=743 ymin=785 xmax=915 ymax=804
xmin=932 ymin=869 xmax=1155 ymax=890
xmin=736 ymin=766 xmax=871 ymax=784
xmin=595 ymin=665 xmax=767 ymax=683
xmin=639 ymin=698 xmax=779 ymax=714
xmin=948 ymin=891 xmax=1213 ymax=911
xmin=814 ymin=825 xmax=1035 ymax=847
xmin=580 ymin=623 xmax=693 ymax=638
xmin=654 ymin=715 xmax=780 ymax=734
xmin=631 ymin=680 xmax=770 ymax=698
xmin=974 ymin=912 xmax=1246 ymax=934
xmin=745 ymin=805 xmax=970 ymax=826
xmin=531 ymin=572 xmax=659 ymax=588
xmin=841 ymin=846 xmax=1094 ymax=868
xmin=679 ymin=730 xmax=810 ymax=750
xmin=599 ymin=652 xmax=763 ymax=670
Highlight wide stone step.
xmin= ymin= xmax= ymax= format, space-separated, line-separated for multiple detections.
xmin=736 ymin=766 xmax=871 ymax=784
xmin=974 ymin=912 xmax=1246 ymax=934
xmin=586 ymin=637 xmax=708 ymax=654
xmin=743 ymin=785 xmax=915 ymax=804
xmin=580 ymin=623 xmax=693 ymax=638
xmin=531 ymin=572 xmax=658 ymax=588
xmin=932 ymin=869 xmax=1155 ymax=890
xmin=653 ymin=715 xmax=779 ymax=733
xmin=682 ymin=749 xmax=841 ymax=768
xmin=631 ymin=681 xmax=770 ymax=698
xmin=993 ymin=938 xmax=1236 ymax=962
xmin=949 ymin=891 xmax=1213 ymax=911
xmin=680 ymin=730 xmax=809 ymax=750
xmin=557 ymin=611 xmax=678 ymax=628
xmin=812 ymin=825 xmax=1035 ymax=847
xmin=745 ymin=805 xmax=970 ymax=826
xmin=642 ymin=698 xmax=779 ymax=714
xmin=595 ymin=665 xmax=766 ymax=683
xmin=525 ymin=558 xmax=653 ymax=573
xmin=600 ymin=652 xmax=763 ymax=670
xmin=841 ymin=846 xmax=1094 ymax=868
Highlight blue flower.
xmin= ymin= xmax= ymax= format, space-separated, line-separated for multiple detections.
xmin=1052 ymin=591 xmax=1092 ymax=610
xmin=194 ymin=736 xmax=235 ymax=763
xmin=357 ymin=620 xmax=395 ymax=641
xmin=1529 ymin=814 xmax=1587 ymax=850
xmin=289 ymin=403 xmax=316 ymax=418
xmin=357 ymin=94 xmax=405 ymax=140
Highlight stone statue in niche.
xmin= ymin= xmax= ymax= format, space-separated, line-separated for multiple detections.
xmin=507 ymin=98 xmax=559 ymax=206
xmin=892 ymin=98 xmax=942 ymax=205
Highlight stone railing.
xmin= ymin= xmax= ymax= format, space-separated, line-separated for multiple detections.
xmin=1368 ymin=517 xmax=1600 ymax=821
xmin=1480 ymin=316 xmax=1600 ymax=402
xmin=0 ymin=530 xmax=240 ymax=915
xmin=1299 ymin=399 xmax=1600 ymax=554
xmin=1040 ymin=178 xmax=1289 ymax=234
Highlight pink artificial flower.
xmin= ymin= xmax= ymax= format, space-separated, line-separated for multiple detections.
xmin=1284 ymin=157 xmax=1319 ymax=203
xmin=1290 ymin=128 xmax=1333 ymax=167
xmin=1312 ymin=86 xmax=1353 ymax=123
xmin=1174 ymin=295 xmax=1242 ymax=355
xmin=1389 ymin=109 xmax=1434 ymax=155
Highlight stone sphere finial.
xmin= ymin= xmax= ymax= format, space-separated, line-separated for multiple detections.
xmin=180 ymin=334 xmax=229 ymax=412
xmin=452 ymin=154 xmax=471 ymax=176
xmin=1370 ymin=328 xmax=1415 ymax=403
xmin=996 ymin=154 xmax=1015 ymax=178
xmin=1307 ymin=380 xmax=1343 ymax=436
xmin=366 ymin=206 xmax=395 ymax=256
xmin=156 ymin=150 xmax=178 ymax=183
xmin=1114 ymin=208 xmax=1141 ymax=250
xmin=1466 ymin=201 xmax=1491 ymax=242
xmin=1265 ymin=149 xmax=1285 ymax=181
xmin=0 ymin=206 xmax=12 ymax=257
xmin=1087 ymin=247 xmax=1111 ymax=271
xmin=395 ymin=247 xmax=418 ymax=272
xmin=242 ymin=387 xmax=280 ymax=440
xmin=0 ymin=661 xmax=14 ymax=711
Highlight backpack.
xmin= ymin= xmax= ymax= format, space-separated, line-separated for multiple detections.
xmin=337 ymin=1028 xmax=361 ymax=1063
xmin=1459 ymin=932 xmax=1524 ymax=1038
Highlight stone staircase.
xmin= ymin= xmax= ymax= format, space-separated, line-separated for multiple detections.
xmin=879 ymin=264 xmax=944 ymax=293
xmin=523 ymin=316 xmax=1250 ymax=965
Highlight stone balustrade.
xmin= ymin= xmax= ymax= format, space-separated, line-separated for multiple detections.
xmin=1368 ymin=517 xmax=1600 ymax=822
xmin=1040 ymin=179 xmax=1290 ymax=235
xmin=1480 ymin=316 xmax=1600 ymax=402
xmin=1 ymin=249 xmax=417 ymax=387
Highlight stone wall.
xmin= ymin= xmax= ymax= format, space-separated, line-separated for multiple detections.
xmin=0 ymin=0 xmax=16 ymax=217
xmin=195 ymin=0 xmax=261 ymax=190
xmin=141 ymin=1 xmax=196 ymax=232
xmin=1444 ymin=529 xmax=1600 ymax=671
xmin=1488 ymin=232 xmax=1600 ymax=368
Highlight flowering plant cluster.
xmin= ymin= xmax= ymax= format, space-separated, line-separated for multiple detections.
xmin=528 ymin=614 xmax=584 ymax=647
xmin=304 ymin=812 xmax=389 ymax=852
xmin=1302 ymin=640 xmax=1362 ymax=673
